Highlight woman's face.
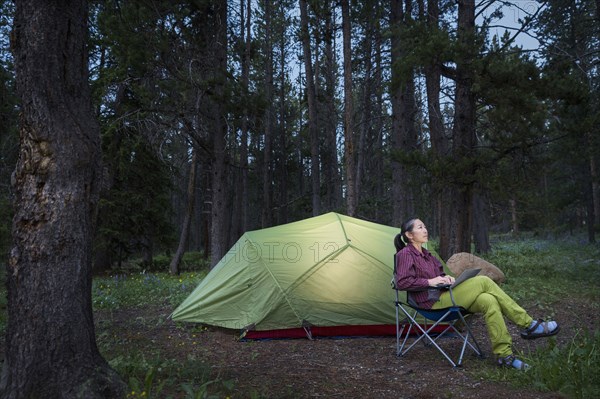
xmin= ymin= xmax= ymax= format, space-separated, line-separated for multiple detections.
xmin=406 ymin=219 xmax=428 ymax=245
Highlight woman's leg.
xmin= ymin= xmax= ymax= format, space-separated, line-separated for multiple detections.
xmin=432 ymin=276 xmax=533 ymax=357
xmin=435 ymin=275 xmax=533 ymax=328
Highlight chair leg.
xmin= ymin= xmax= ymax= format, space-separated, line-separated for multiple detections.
xmin=395 ymin=305 xmax=484 ymax=367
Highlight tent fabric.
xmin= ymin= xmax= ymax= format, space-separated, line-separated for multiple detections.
xmin=171 ymin=212 xmax=440 ymax=337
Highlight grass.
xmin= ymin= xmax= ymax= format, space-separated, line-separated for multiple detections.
xmin=92 ymin=271 xmax=205 ymax=310
xmin=474 ymin=235 xmax=600 ymax=398
xmin=478 ymin=330 xmax=600 ymax=399
xmin=0 ymin=237 xmax=599 ymax=398
xmin=90 ymin=254 xmax=235 ymax=398
xmin=485 ymin=235 xmax=600 ymax=304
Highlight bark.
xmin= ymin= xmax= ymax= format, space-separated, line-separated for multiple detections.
xmin=209 ymin=0 xmax=229 ymax=267
xmin=262 ymin=0 xmax=274 ymax=227
xmin=442 ymin=0 xmax=477 ymax=259
xmin=510 ymin=198 xmax=519 ymax=234
xmin=277 ymin=4 xmax=289 ymax=224
xmin=584 ymin=134 xmax=596 ymax=243
xmin=390 ymin=0 xmax=417 ymax=225
xmin=373 ymin=17 xmax=385 ymax=220
xmin=423 ymin=0 xmax=452 ymax=254
xmin=231 ymin=0 xmax=251 ymax=242
xmin=472 ymin=189 xmax=490 ymax=254
xmin=2 ymin=0 xmax=125 ymax=397
xmin=141 ymin=237 xmax=153 ymax=266
xmin=390 ymin=0 xmax=403 ymax=226
xmin=169 ymin=150 xmax=198 ymax=275
xmin=424 ymin=0 xmax=448 ymax=157
xmin=356 ymin=44 xmax=371 ymax=202
xmin=591 ymin=155 xmax=600 ymax=227
xmin=299 ymin=0 xmax=321 ymax=216
xmin=341 ymin=0 xmax=357 ymax=216
xmin=323 ymin=3 xmax=340 ymax=211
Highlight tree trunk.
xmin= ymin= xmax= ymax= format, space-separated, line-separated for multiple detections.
xmin=584 ymin=142 xmax=596 ymax=243
xmin=472 ymin=188 xmax=490 ymax=254
xmin=444 ymin=0 xmax=477 ymax=257
xmin=323 ymin=3 xmax=340 ymax=211
xmin=231 ymin=0 xmax=251 ymax=242
xmin=390 ymin=0 xmax=417 ymax=225
xmin=299 ymin=0 xmax=321 ymax=216
xmin=341 ymin=0 xmax=357 ymax=216
xmin=170 ymin=150 xmax=198 ymax=274
xmin=209 ymin=0 xmax=229 ymax=267
xmin=373 ymin=17 xmax=385 ymax=220
xmin=419 ymin=0 xmax=448 ymax=257
xmin=262 ymin=0 xmax=274 ymax=227
xmin=390 ymin=0 xmax=403 ymax=226
xmin=423 ymin=0 xmax=452 ymax=252
xmin=509 ymin=198 xmax=519 ymax=234
xmin=356 ymin=26 xmax=373 ymax=203
xmin=591 ymin=155 xmax=600 ymax=227
xmin=262 ymin=2 xmax=273 ymax=222
xmin=277 ymin=5 xmax=289 ymax=224
xmin=2 ymin=0 xmax=126 ymax=397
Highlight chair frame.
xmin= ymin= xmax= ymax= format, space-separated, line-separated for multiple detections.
xmin=392 ymin=257 xmax=484 ymax=367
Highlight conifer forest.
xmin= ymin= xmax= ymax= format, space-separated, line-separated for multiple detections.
xmin=0 ymin=1 xmax=598 ymax=396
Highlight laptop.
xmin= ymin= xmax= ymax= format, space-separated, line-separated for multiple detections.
xmin=437 ymin=268 xmax=481 ymax=288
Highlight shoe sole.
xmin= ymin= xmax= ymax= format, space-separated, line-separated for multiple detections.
xmin=521 ymin=324 xmax=560 ymax=340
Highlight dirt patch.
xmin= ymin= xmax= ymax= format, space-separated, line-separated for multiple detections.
xmin=97 ymin=299 xmax=591 ymax=398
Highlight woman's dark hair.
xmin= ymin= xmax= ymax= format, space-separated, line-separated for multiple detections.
xmin=394 ymin=218 xmax=418 ymax=252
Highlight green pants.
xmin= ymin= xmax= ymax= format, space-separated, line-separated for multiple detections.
xmin=432 ymin=275 xmax=533 ymax=357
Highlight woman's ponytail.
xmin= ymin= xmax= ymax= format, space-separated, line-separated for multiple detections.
xmin=394 ymin=217 xmax=417 ymax=252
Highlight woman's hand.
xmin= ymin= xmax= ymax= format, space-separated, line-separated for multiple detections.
xmin=428 ymin=275 xmax=453 ymax=287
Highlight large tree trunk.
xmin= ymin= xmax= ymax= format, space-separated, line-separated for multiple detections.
xmin=277 ymin=6 xmax=289 ymax=224
xmin=323 ymin=2 xmax=340 ymax=211
xmin=262 ymin=0 xmax=274 ymax=227
xmin=356 ymin=25 xmax=373 ymax=203
xmin=373 ymin=17 xmax=385 ymax=220
xmin=2 ymin=1 xmax=125 ymax=397
xmin=441 ymin=0 xmax=477 ymax=259
xmin=231 ymin=0 xmax=251 ymax=242
xmin=341 ymin=0 xmax=357 ymax=216
xmin=472 ymin=188 xmax=490 ymax=254
xmin=170 ymin=150 xmax=198 ymax=274
xmin=423 ymin=0 xmax=452 ymax=246
xmin=299 ymin=0 xmax=321 ymax=216
xmin=390 ymin=0 xmax=417 ymax=225
xmin=209 ymin=0 xmax=229 ymax=267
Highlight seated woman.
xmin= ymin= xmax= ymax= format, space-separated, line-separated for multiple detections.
xmin=394 ymin=218 xmax=560 ymax=370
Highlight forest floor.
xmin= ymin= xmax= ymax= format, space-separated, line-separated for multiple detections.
xmin=96 ymin=296 xmax=596 ymax=399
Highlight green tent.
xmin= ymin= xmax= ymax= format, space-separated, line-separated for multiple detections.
xmin=172 ymin=212 xmax=426 ymax=338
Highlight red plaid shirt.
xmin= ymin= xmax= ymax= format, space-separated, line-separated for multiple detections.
xmin=395 ymin=245 xmax=445 ymax=308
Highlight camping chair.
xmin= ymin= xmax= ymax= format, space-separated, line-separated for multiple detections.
xmin=392 ymin=256 xmax=484 ymax=367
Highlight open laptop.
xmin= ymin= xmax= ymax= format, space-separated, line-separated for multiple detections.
xmin=437 ymin=268 xmax=481 ymax=288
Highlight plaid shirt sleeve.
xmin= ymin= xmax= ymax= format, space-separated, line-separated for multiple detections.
xmin=395 ymin=248 xmax=430 ymax=290
xmin=394 ymin=246 xmax=445 ymax=308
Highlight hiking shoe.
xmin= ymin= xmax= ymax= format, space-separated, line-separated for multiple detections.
xmin=497 ymin=354 xmax=529 ymax=371
xmin=521 ymin=319 xmax=560 ymax=340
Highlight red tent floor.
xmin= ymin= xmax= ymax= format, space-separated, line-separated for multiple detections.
xmin=242 ymin=323 xmax=448 ymax=340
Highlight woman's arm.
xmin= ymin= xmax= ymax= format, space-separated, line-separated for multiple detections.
xmin=394 ymin=251 xmax=430 ymax=290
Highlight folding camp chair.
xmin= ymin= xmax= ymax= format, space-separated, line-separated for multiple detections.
xmin=392 ymin=256 xmax=484 ymax=367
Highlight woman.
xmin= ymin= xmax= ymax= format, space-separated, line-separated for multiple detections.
xmin=394 ymin=218 xmax=560 ymax=370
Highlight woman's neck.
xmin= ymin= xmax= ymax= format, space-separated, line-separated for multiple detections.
xmin=411 ymin=243 xmax=423 ymax=253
